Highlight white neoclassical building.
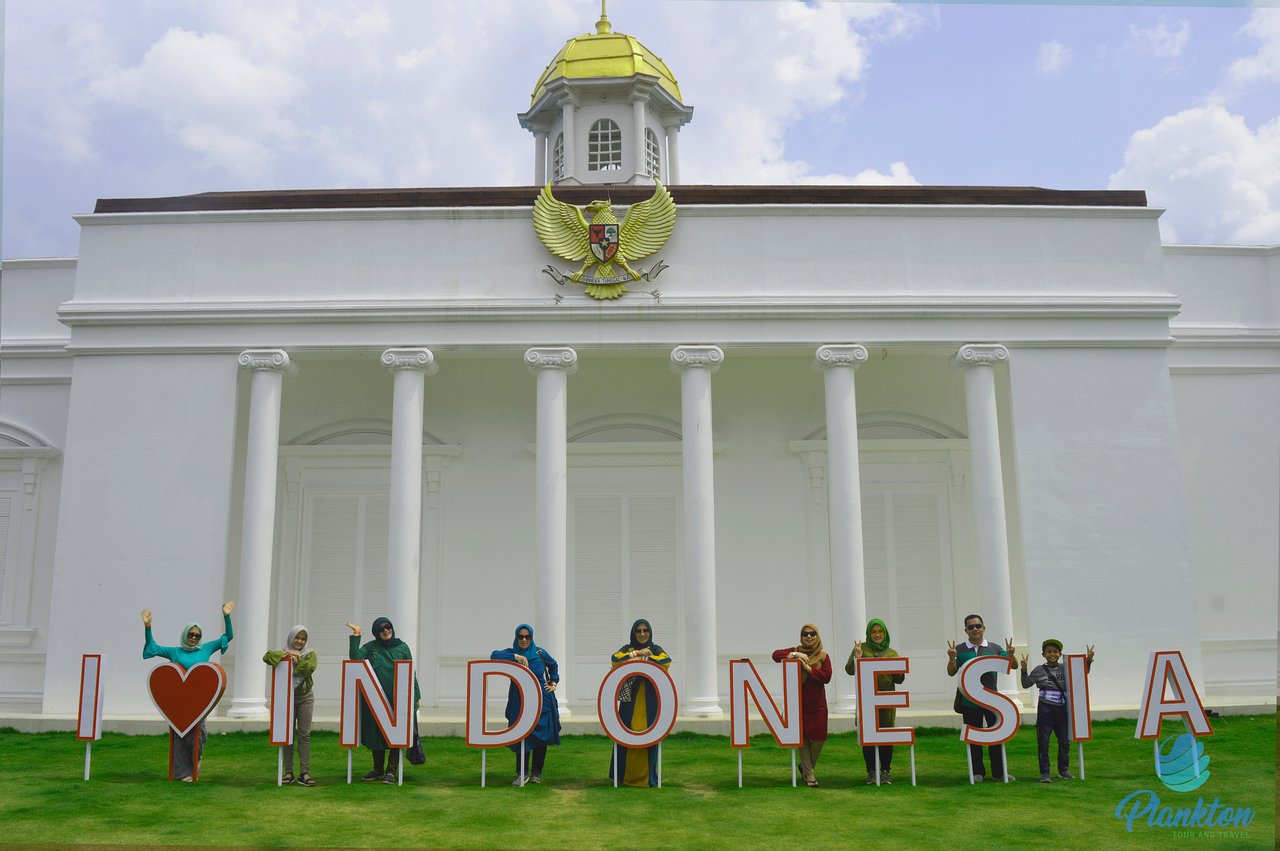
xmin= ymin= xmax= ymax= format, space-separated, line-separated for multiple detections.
xmin=0 ymin=11 xmax=1276 ymax=727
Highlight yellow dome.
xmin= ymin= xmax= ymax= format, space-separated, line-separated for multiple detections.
xmin=530 ymin=12 xmax=682 ymax=107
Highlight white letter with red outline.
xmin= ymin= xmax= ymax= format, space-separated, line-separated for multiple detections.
xmin=958 ymin=655 xmax=1020 ymax=745
xmin=340 ymin=659 xmax=414 ymax=748
xmin=1065 ymin=653 xmax=1093 ymax=742
xmin=269 ymin=657 xmax=294 ymax=746
xmin=729 ymin=659 xmax=801 ymax=748
xmin=77 ymin=654 xmax=105 ymax=742
xmin=465 ymin=660 xmax=544 ymax=747
xmin=598 ymin=660 xmax=678 ymax=747
xmin=1134 ymin=650 xmax=1212 ymax=739
xmin=855 ymin=656 xmax=914 ymax=746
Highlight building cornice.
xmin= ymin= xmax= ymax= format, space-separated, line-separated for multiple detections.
xmin=90 ymin=184 xmax=1148 ymax=214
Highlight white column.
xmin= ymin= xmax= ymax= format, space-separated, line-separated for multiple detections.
xmin=813 ymin=344 xmax=869 ymax=714
xmin=665 ymin=125 xmax=681 ymax=184
xmin=671 ymin=345 xmax=725 ymax=716
xmin=525 ymin=347 xmax=578 ymax=716
xmin=951 ymin=344 xmax=1016 ymax=650
xmin=534 ymin=131 xmax=548 ymax=185
xmin=632 ymin=98 xmax=647 ymax=179
xmin=229 ymin=349 xmax=296 ymax=718
xmin=560 ymin=101 xmax=576 ymax=182
xmin=382 ymin=348 xmax=438 ymax=656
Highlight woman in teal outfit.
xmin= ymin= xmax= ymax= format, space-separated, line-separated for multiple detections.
xmin=347 ymin=616 xmax=420 ymax=784
xmin=140 ymin=600 xmax=235 ymax=781
xmin=490 ymin=623 xmax=561 ymax=786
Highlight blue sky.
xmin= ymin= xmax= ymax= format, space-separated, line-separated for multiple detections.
xmin=3 ymin=1 xmax=1277 ymax=258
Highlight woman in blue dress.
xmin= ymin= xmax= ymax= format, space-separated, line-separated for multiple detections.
xmin=140 ymin=600 xmax=235 ymax=781
xmin=490 ymin=623 xmax=561 ymax=786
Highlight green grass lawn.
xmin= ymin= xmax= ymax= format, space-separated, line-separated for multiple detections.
xmin=0 ymin=714 xmax=1273 ymax=849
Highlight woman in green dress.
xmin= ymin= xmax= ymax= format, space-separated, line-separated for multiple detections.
xmin=346 ymin=616 xmax=420 ymax=784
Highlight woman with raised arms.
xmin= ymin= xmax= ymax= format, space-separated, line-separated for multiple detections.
xmin=140 ymin=600 xmax=235 ymax=781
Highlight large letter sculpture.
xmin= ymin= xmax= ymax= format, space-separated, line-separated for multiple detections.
xmin=729 ymin=659 xmax=801 ymax=787
xmin=340 ymin=659 xmax=414 ymax=784
xmin=465 ymin=660 xmax=544 ymax=787
xmin=1135 ymin=650 xmax=1212 ymax=739
xmin=957 ymin=655 xmax=1020 ymax=783
xmin=599 ymin=660 xmax=678 ymax=787
xmin=855 ymin=656 xmax=915 ymax=786
xmin=1065 ymin=652 xmax=1093 ymax=779
xmin=77 ymin=654 xmax=105 ymax=780
xmin=269 ymin=657 xmax=294 ymax=786
xmin=146 ymin=661 xmax=228 ymax=781
xmin=1134 ymin=650 xmax=1212 ymax=786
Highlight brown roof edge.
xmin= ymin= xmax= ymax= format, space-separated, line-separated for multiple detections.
xmin=93 ymin=184 xmax=1148 ymax=214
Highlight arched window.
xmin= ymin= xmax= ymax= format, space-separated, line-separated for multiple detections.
xmin=644 ymin=128 xmax=661 ymax=179
xmin=588 ymin=119 xmax=622 ymax=171
xmin=552 ymin=133 xmax=565 ymax=181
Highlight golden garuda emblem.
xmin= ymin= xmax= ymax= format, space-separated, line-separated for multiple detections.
xmin=534 ymin=181 xmax=675 ymax=300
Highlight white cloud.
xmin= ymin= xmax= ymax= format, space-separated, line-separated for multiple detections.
xmin=1109 ymin=105 xmax=1280 ymax=244
xmin=1227 ymin=8 xmax=1280 ymax=87
xmin=658 ymin=2 xmax=926 ymax=184
xmin=1036 ymin=41 xmax=1072 ymax=75
xmin=798 ymin=162 xmax=920 ymax=186
xmin=1127 ymin=18 xmax=1191 ymax=60
xmin=89 ymin=28 xmax=303 ymax=177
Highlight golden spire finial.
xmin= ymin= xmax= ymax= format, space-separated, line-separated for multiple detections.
xmin=596 ymin=0 xmax=611 ymax=34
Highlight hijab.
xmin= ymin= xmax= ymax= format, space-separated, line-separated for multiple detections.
xmin=371 ymin=616 xmax=403 ymax=648
xmin=181 ymin=622 xmax=203 ymax=649
xmin=865 ymin=618 xmax=892 ymax=654
xmin=284 ymin=624 xmax=308 ymax=653
xmin=512 ymin=623 xmax=540 ymax=658
xmin=798 ymin=623 xmax=828 ymax=666
xmin=627 ymin=618 xmax=658 ymax=652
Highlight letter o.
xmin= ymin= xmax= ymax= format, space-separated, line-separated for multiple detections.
xmin=598 ymin=661 xmax=678 ymax=747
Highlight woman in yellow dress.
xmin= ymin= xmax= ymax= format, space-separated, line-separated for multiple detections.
xmin=607 ymin=619 xmax=671 ymax=787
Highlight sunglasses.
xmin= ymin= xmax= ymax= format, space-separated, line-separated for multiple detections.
xmin=965 ymin=623 xmax=984 ymax=630
xmin=517 ymin=634 xmax=532 ymax=640
xmin=801 ymin=631 xmax=817 ymax=637
xmin=187 ymin=632 xmax=202 ymax=640
xmin=377 ymin=625 xmax=393 ymax=633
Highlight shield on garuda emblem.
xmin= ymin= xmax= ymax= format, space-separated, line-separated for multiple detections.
xmin=589 ymin=223 xmax=619 ymax=263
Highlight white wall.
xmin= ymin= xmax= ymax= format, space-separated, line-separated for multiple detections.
xmin=1007 ymin=346 xmax=1206 ymax=708
xmin=41 ymin=355 xmax=240 ymax=714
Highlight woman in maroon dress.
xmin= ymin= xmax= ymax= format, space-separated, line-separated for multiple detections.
xmin=772 ymin=623 xmax=833 ymax=787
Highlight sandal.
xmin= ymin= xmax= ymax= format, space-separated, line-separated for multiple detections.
xmin=282 ymin=772 xmax=294 ymax=785
xmin=805 ymin=778 xmax=819 ymax=787
xmin=297 ymin=773 xmax=316 ymax=787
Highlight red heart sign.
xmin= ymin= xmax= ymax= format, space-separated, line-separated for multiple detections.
xmin=148 ymin=662 xmax=227 ymax=736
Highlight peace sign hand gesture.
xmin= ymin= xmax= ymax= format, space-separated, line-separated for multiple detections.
xmin=946 ymin=640 xmax=957 ymax=659
xmin=1004 ymin=638 xmax=1016 ymax=657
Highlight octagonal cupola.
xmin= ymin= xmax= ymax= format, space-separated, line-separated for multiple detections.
xmin=518 ymin=2 xmax=693 ymax=186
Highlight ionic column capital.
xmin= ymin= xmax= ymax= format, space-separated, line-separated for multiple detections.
xmin=670 ymin=345 xmax=724 ymax=373
xmin=525 ymin=347 xmax=578 ymax=374
xmin=238 ymin=349 xmax=297 ymax=375
xmin=382 ymin=348 xmax=438 ymax=375
xmin=951 ymin=344 xmax=1009 ymax=368
xmin=812 ymin=344 xmax=868 ymax=372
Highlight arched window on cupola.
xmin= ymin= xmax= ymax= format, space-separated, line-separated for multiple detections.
xmin=644 ymin=128 xmax=661 ymax=178
xmin=588 ymin=119 xmax=622 ymax=171
xmin=552 ymin=133 xmax=565 ymax=180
